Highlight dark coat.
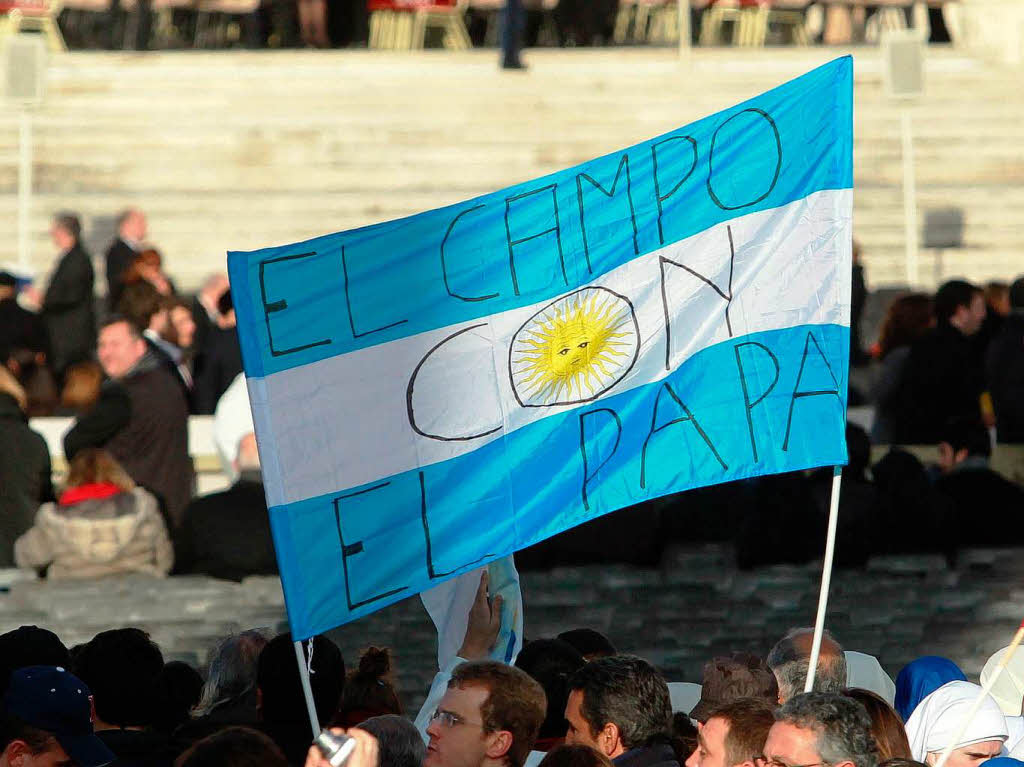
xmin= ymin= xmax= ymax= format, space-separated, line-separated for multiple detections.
xmin=41 ymin=243 xmax=96 ymax=375
xmin=614 ymin=742 xmax=680 ymax=767
xmin=191 ymin=326 xmax=242 ymax=415
xmin=95 ymin=728 xmax=173 ymax=767
xmin=934 ymin=463 xmax=1024 ymax=545
xmin=105 ymin=237 xmax=139 ymax=309
xmin=891 ymin=323 xmax=985 ymax=445
xmin=103 ymin=353 xmax=194 ymax=528
xmin=0 ymin=393 xmax=53 ymax=567
xmin=986 ymin=312 xmax=1024 ymax=443
xmin=63 ymin=380 xmax=132 ymax=460
xmin=174 ymin=475 xmax=277 ymax=581
xmin=0 ymin=297 xmax=49 ymax=357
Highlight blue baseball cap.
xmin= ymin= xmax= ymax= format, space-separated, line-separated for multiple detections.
xmin=3 ymin=666 xmax=114 ymax=767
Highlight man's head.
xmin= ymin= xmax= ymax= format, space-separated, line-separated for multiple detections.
xmin=97 ymin=317 xmax=147 ymax=379
xmin=557 ymin=630 xmax=617 ymax=662
xmin=938 ymin=417 xmax=991 ymax=472
xmin=764 ymin=693 xmax=875 ymax=767
xmin=73 ymin=628 xmax=164 ymax=729
xmin=50 ymin=213 xmax=81 ymax=253
xmin=174 ymin=726 xmax=286 ymax=767
xmin=514 ymin=639 xmax=585 ymax=740
xmin=685 ymin=698 xmax=776 ymax=767
xmin=424 ymin=660 xmax=545 ymax=767
xmin=1 ymin=666 xmax=114 ymax=767
xmin=767 ymin=630 xmax=847 ymax=705
xmin=116 ymin=282 xmax=166 ymax=336
xmin=934 ymin=280 xmax=985 ymax=336
xmin=690 ymin=654 xmax=778 ymax=723
xmin=116 ymin=208 xmax=146 ymax=242
xmin=564 ymin=655 xmax=672 ymax=759
xmin=357 ymin=715 xmax=425 ymax=767
xmin=256 ymin=633 xmax=344 ymax=728
xmin=0 ymin=627 xmax=70 ymax=700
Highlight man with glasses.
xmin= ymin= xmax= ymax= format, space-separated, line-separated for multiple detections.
xmin=686 ymin=698 xmax=775 ymax=767
xmin=424 ymin=661 xmax=546 ymax=767
xmin=762 ymin=693 xmax=876 ymax=767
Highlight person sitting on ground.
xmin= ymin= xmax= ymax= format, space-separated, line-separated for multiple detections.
xmin=65 ymin=315 xmax=193 ymax=528
xmin=689 ymin=654 xmax=778 ymax=725
xmin=892 ymin=279 xmax=988 ymax=445
xmin=73 ymin=627 xmax=174 ymax=766
xmin=174 ymin=726 xmax=286 ymax=767
xmin=684 ymin=698 xmax=775 ymax=767
xmin=0 ymin=367 xmax=53 ymax=568
xmin=557 ymin=631 xmax=616 ymax=663
xmin=174 ymin=433 xmax=277 ymax=581
xmin=358 ymin=715 xmax=425 ymax=767
xmin=1 ymin=665 xmax=115 ymax=767
xmin=985 ymin=276 xmax=1024 ymax=444
xmin=932 ymin=416 xmax=1024 ymax=545
xmin=257 ymin=633 xmax=346 ymax=765
xmin=515 ymin=639 xmax=586 ymax=753
xmin=540 ymin=745 xmax=614 ymax=767
xmin=564 ymin=655 xmax=677 ymax=767
xmin=842 ymin=689 xmax=911 ymax=762
xmin=904 ymin=681 xmax=1006 ymax=767
xmin=425 ymin=661 xmax=546 ymax=767
xmin=767 ymin=628 xmax=847 ymax=704
xmin=334 ymin=648 xmax=403 ymax=728
xmin=763 ymin=692 xmax=876 ymax=767
xmin=15 ymin=448 xmax=173 ymax=579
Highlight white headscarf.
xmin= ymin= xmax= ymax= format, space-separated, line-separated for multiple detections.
xmin=905 ymin=680 xmax=1008 ymax=761
xmin=981 ymin=646 xmax=1024 ymax=717
xmin=846 ymin=651 xmax=897 ymax=705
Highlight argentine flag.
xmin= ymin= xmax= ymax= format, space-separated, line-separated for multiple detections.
xmin=229 ymin=57 xmax=853 ymax=640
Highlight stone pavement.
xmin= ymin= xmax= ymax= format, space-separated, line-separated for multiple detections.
xmin=3 ymin=543 xmax=1019 ymax=715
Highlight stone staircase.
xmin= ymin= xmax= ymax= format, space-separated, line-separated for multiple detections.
xmin=0 ymin=47 xmax=1022 ymax=292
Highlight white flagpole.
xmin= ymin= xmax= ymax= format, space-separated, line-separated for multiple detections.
xmin=294 ymin=640 xmax=321 ymax=741
xmin=804 ymin=466 xmax=842 ymax=692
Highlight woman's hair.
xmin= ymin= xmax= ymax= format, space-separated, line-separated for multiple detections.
xmin=60 ymin=361 xmax=103 ymax=413
xmin=65 ymin=448 xmax=135 ymax=492
xmin=876 ymin=293 xmax=934 ymax=358
xmin=0 ymin=365 xmax=28 ymax=412
xmin=193 ymin=631 xmax=270 ymax=718
xmin=538 ymin=745 xmax=615 ymax=767
xmin=173 ymin=726 xmax=286 ymax=767
xmin=843 ymin=688 xmax=912 ymax=761
xmin=121 ymin=249 xmax=163 ymax=284
xmin=335 ymin=647 xmax=402 ymax=727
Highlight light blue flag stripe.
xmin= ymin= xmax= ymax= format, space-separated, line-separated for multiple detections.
xmin=268 ymin=322 xmax=848 ymax=640
xmin=229 ymin=57 xmax=852 ymax=380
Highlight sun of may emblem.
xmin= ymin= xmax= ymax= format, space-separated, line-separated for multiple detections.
xmin=510 ymin=287 xmax=640 ymax=407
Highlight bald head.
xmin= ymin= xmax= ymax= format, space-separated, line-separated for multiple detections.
xmin=766 ymin=628 xmax=846 ymax=704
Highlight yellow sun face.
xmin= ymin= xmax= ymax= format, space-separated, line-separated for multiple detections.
xmin=510 ymin=287 xmax=639 ymax=407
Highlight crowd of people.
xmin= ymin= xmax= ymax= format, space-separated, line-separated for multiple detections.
xmin=2 ymin=211 xmax=1024 ymax=580
xmin=0 ymin=579 xmax=1021 ymax=767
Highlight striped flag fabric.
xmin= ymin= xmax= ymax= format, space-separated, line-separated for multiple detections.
xmin=228 ymin=56 xmax=853 ymax=640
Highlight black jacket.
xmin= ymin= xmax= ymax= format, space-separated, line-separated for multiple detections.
xmin=42 ymin=243 xmax=96 ymax=374
xmin=191 ymin=326 xmax=243 ymax=414
xmin=64 ymin=380 xmax=132 ymax=460
xmin=0 ymin=393 xmax=53 ymax=566
xmin=986 ymin=312 xmax=1024 ymax=443
xmin=106 ymin=237 xmax=139 ymax=309
xmin=891 ymin=323 xmax=984 ymax=444
xmin=614 ymin=742 xmax=680 ymax=767
xmin=0 ymin=297 xmax=49 ymax=357
xmin=174 ymin=475 xmax=277 ymax=581
xmin=96 ymin=728 xmax=173 ymax=767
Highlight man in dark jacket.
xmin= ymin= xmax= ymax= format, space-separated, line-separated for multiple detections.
xmin=105 ymin=207 xmax=146 ymax=309
xmin=175 ymin=432 xmax=277 ymax=580
xmin=0 ymin=373 xmax=53 ymax=567
xmin=565 ymin=656 xmax=679 ymax=767
xmin=892 ymin=279 xmax=987 ymax=444
xmin=70 ymin=316 xmax=193 ymax=527
xmin=41 ymin=212 xmax=96 ymax=377
xmin=191 ymin=290 xmax=242 ymax=414
xmin=986 ymin=276 xmax=1024 ymax=443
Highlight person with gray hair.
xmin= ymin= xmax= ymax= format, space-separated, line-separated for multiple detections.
xmin=357 ymin=714 xmax=425 ymax=767
xmin=39 ymin=210 xmax=95 ymax=376
xmin=767 ymin=629 xmax=847 ymax=704
xmin=763 ymin=692 xmax=877 ymax=767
